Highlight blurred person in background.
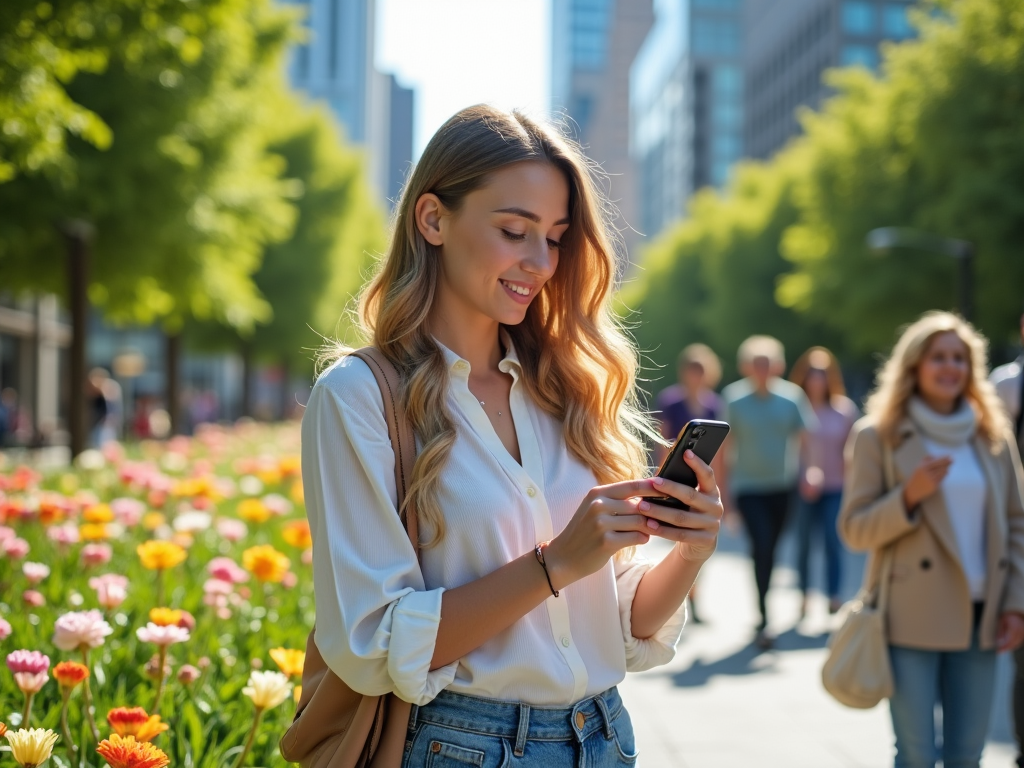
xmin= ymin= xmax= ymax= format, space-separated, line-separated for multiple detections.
xmin=789 ymin=347 xmax=860 ymax=616
xmin=722 ymin=335 xmax=816 ymax=648
xmin=990 ymin=309 xmax=1024 ymax=768
xmin=87 ymin=368 xmax=122 ymax=447
xmin=840 ymin=311 xmax=1024 ymax=768
xmin=654 ymin=343 xmax=725 ymax=623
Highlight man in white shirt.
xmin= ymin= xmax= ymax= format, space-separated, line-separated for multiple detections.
xmin=991 ymin=311 xmax=1024 ymax=768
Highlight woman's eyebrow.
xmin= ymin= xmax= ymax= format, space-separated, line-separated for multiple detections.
xmin=492 ymin=207 xmax=570 ymax=226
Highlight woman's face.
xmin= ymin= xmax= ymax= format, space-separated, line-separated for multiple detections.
xmin=804 ymin=368 xmax=829 ymax=402
xmin=420 ymin=161 xmax=570 ymax=328
xmin=916 ymin=331 xmax=971 ymax=404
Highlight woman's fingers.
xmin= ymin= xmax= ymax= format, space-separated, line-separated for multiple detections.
xmin=642 ymin=503 xmax=721 ymax=531
xmin=650 ymin=478 xmax=721 ymax=517
xmin=682 ymin=449 xmax=719 ymax=495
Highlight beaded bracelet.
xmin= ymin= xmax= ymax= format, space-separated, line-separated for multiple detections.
xmin=534 ymin=542 xmax=559 ymax=598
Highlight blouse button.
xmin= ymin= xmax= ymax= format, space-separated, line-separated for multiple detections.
xmin=527 ymin=486 xmax=537 ymax=498
xmin=453 ymin=361 xmax=468 ymax=371
xmin=561 ymin=636 xmax=571 ymax=648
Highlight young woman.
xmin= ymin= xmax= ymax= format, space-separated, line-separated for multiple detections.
xmin=839 ymin=311 xmax=1024 ymax=768
xmin=789 ymin=347 xmax=859 ymax=616
xmin=302 ymin=105 xmax=724 ymax=766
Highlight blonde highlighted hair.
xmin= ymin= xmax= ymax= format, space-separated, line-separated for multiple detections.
xmin=866 ymin=311 xmax=1011 ymax=451
xmin=323 ymin=105 xmax=653 ymax=546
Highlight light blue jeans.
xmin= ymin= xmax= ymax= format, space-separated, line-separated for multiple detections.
xmin=889 ymin=618 xmax=997 ymax=768
xmin=403 ymin=687 xmax=637 ymax=767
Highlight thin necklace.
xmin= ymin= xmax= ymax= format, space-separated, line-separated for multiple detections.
xmin=479 ymin=400 xmax=503 ymax=417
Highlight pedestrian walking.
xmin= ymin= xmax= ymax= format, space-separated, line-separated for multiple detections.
xmin=840 ymin=311 xmax=1024 ymax=768
xmin=654 ymin=343 xmax=724 ymax=623
xmin=722 ymin=335 xmax=816 ymax=648
xmin=990 ymin=309 xmax=1024 ymax=768
xmin=789 ymin=347 xmax=859 ymax=616
xmin=298 ymin=105 xmax=724 ymax=767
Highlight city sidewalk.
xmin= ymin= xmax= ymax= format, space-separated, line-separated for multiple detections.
xmin=619 ymin=526 xmax=1016 ymax=768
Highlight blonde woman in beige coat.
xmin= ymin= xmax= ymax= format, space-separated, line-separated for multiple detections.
xmin=840 ymin=311 xmax=1024 ymax=768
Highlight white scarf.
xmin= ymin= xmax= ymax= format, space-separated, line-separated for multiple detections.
xmin=907 ymin=396 xmax=977 ymax=447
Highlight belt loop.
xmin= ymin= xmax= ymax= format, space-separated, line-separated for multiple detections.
xmin=594 ymin=694 xmax=614 ymax=739
xmin=514 ymin=703 xmax=530 ymax=757
xmin=408 ymin=702 xmax=420 ymax=731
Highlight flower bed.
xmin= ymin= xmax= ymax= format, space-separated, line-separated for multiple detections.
xmin=0 ymin=422 xmax=314 ymax=767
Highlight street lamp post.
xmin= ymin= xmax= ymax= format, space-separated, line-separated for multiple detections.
xmin=865 ymin=227 xmax=975 ymax=322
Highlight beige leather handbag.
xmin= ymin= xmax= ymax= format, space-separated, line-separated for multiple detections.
xmin=279 ymin=348 xmax=418 ymax=768
xmin=821 ymin=444 xmax=896 ymax=709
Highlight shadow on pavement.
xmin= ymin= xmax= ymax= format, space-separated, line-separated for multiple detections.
xmin=667 ymin=627 xmax=830 ymax=689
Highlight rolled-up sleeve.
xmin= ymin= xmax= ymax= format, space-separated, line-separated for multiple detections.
xmin=613 ymin=555 xmax=687 ymax=672
xmin=303 ymin=358 xmax=458 ymax=705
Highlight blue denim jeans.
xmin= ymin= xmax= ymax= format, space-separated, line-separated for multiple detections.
xmin=403 ymin=687 xmax=637 ymax=767
xmin=795 ymin=490 xmax=844 ymax=599
xmin=888 ymin=620 xmax=997 ymax=768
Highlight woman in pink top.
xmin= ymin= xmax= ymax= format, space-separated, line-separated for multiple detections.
xmin=790 ymin=347 xmax=859 ymax=615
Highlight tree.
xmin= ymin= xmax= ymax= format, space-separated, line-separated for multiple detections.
xmin=778 ymin=0 xmax=1024 ymax=356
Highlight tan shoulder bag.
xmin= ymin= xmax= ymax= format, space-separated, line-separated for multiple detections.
xmin=279 ymin=348 xmax=418 ymax=768
xmin=820 ymin=442 xmax=896 ymax=709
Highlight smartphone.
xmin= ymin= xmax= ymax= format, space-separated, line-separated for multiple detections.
xmin=652 ymin=419 xmax=730 ymax=510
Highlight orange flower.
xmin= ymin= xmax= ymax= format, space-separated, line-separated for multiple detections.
xmin=242 ymin=545 xmax=290 ymax=583
xmin=137 ymin=541 xmax=186 ymax=570
xmin=290 ymin=481 xmax=304 ymax=504
xmin=281 ymin=520 xmax=312 ymax=549
xmin=148 ymin=608 xmax=183 ymax=627
xmin=96 ymin=734 xmax=170 ymax=768
xmin=80 ymin=523 xmax=111 ymax=541
xmin=279 ymin=456 xmax=301 ymax=477
xmin=106 ymin=707 xmax=169 ymax=742
xmin=237 ymin=498 xmax=270 ymax=524
xmin=269 ymin=647 xmax=305 ymax=678
xmin=54 ymin=661 xmax=90 ymax=689
xmin=0 ymin=720 xmax=6 ymax=737
xmin=83 ymin=504 xmax=115 ymax=523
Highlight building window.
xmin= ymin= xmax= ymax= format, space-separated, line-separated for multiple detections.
xmin=842 ymin=1 xmax=876 ymax=36
xmin=692 ymin=0 xmax=740 ymax=9
xmin=882 ymin=4 xmax=914 ymax=39
xmin=572 ymin=0 xmax=612 ymax=70
xmin=841 ymin=44 xmax=878 ymax=68
xmin=692 ymin=18 xmax=740 ymax=56
xmin=711 ymin=65 xmax=742 ymax=98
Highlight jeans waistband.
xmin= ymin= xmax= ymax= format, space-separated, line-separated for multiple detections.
xmin=409 ymin=687 xmax=622 ymax=756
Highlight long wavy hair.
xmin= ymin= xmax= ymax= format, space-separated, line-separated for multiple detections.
xmin=865 ymin=311 xmax=1010 ymax=451
xmin=324 ymin=105 xmax=654 ymax=546
xmin=789 ymin=346 xmax=847 ymax=405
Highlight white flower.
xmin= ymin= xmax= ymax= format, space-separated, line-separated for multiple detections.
xmin=136 ymin=622 xmax=190 ymax=647
xmin=22 ymin=562 xmax=50 ymax=585
xmin=173 ymin=510 xmax=212 ymax=533
xmin=6 ymin=727 xmax=59 ymax=767
xmin=242 ymin=670 xmax=292 ymax=710
xmin=52 ymin=610 xmax=113 ymax=652
xmin=75 ymin=449 xmax=105 ymax=471
xmin=238 ymin=475 xmax=264 ymax=496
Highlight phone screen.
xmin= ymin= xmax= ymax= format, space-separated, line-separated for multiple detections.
xmin=654 ymin=419 xmax=730 ymax=510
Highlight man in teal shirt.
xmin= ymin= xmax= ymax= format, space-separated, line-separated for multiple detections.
xmin=722 ymin=335 xmax=817 ymax=649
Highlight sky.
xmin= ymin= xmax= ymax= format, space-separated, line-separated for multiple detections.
xmin=376 ymin=0 xmax=552 ymax=157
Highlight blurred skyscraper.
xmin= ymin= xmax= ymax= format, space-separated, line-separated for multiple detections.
xmin=287 ymin=0 xmax=414 ymax=208
xmin=551 ymin=0 xmax=655 ymax=254
xmin=744 ymin=0 xmax=915 ymax=160
xmin=630 ymin=0 xmax=744 ymax=241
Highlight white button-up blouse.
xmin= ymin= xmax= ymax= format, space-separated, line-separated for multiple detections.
xmin=302 ymin=336 xmax=686 ymax=707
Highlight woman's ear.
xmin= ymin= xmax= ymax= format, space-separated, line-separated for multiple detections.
xmin=415 ymin=193 xmax=445 ymax=247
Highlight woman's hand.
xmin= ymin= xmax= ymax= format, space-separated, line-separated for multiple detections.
xmin=544 ymin=479 xmax=663 ymax=590
xmin=902 ymin=455 xmax=953 ymax=510
xmin=997 ymin=612 xmax=1024 ymax=652
xmin=642 ymin=450 xmax=724 ymax=564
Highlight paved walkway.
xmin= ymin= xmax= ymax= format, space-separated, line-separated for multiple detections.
xmin=619 ymin=525 xmax=1017 ymax=768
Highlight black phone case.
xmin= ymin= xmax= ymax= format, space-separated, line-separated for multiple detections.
xmin=653 ymin=419 xmax=730 ymax=510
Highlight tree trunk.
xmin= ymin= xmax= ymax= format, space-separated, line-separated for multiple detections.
xmin=165 ymin=332 xmax=181 ymax=435
xmin=62 ymin=221 xmax=93 ymax=458
xmin=241 ymin=342 xmax=253 ymax=419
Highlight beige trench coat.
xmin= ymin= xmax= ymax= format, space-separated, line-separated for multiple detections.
xmin=839 ymin=416 xmax=1024 ymax=651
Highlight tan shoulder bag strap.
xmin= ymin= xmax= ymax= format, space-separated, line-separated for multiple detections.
xmin=873 ymin=444 xmax=896 ymax=611
xmin=350 ymin=348 xmax=419 ymax=551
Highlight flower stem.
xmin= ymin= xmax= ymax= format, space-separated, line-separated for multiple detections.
xmin=21 ymin=690 xmax=34 ymax=727
xmin=60 ymin=687 xmax=77 ymax=762
xmin=80 ymin=647 xmax=100 ymax=742
xmin=152 ymin=645 xmax=168 ymax=716
xmin=232 ymin=707 xmax=264 ymax=768
xmin=156 ymin=568 xmax=165 ymax=607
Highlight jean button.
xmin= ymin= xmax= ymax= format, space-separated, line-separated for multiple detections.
xmin=575 ymin=711 xmax=586 ymax=729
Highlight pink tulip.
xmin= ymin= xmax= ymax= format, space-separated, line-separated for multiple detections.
xmin=217 ymin=607 xmax=233 ymax=620
xmin=136 ymin=622 xmax=190 ymax=647
xmin=0 ymin=616 xmax=11 ymax=640
xmin=3 ymin=537 xmax=30 ymax=559
xmin=301 ymin=548 xmax=314 ymax=565
xmin=178 ymin=664 xmax=201 ymax=684
xmin=262 ymin=493 xmax=293 ymax=516
xmin=22 ymin=590 xmax=45 ymax=607
xmin=281 ymin=572 xmax=298 ymax=589
xmin=80 ymin=543 xmax=113 ymax=567
xmin=47 ymin=523 xmax=80 ymax=546
xmin=89 ymin=574 xmax=128 ymax=611
xmin=22 ymin=562 xmax=50 ymax=585
xmin=110 ymin=497 xmax=145 ymax=526
xmin=52 ymin=610 xmax=113 ymax=652
xmin=0 ymin=525 xmax=15 ymax=543
xmin=207 ymin=557 xmax=249 ymax=584
xmin=6 ymin=649 xmax=50 ymax=675
xmin=215 ymin=518 xmax=247 ymax=542
xmin=203 ymin=578 xmax=233 ymax=596
xmin=14 ymin=670 xmax=48 ymax=695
